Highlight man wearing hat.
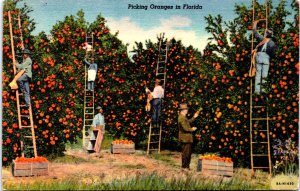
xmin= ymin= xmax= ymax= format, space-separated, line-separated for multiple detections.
xmin=252 ymin=20 xmax=276 ymax=95
xmin=87 ymin=106 xmax=105 ymax=153
xmin=10 ymin=49 xmax=32 ymax=106
xmin=178 ymin=103 xmax=199 ymax=171
xmin=146 ymin=79 xmax=164 ymax=125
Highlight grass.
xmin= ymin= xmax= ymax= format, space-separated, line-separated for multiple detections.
xmin=49 ymin=155 xmax=88 ymax=164
xmin=148 ymin=151 xmax=179 ymax=167
xmin=101 ymin=134 xmax=114 ymax=150
xmin=2 ymin=140 xmax=274 ymax=190
xmin=3 ymin=172 xmax=270 ymax=190
xmin=65 ymin=134 xmax=114 ymax=151
xmin=120 ymin=163 xmax=146 ymax=169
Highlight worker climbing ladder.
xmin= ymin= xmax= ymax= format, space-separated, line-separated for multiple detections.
xmin=249 ymin=0 xmax=272 ymax=175
xmin=147 ymin=33 xmax=169 ymax=155
xmin=82 ymin=32 xmax=95 ymax=148
xmin=8 ymin=11 xmax=37 ymax=157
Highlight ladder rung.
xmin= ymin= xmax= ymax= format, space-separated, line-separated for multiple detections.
xmin=149 ymin=141 xmax=159 ymax=144
xmin=24 ymin=136 xmax=33 ymax=138
xmin=20 ymin=115 xmax=30 ymax=117
xmin=151 ymin=134 xmax=160 ymax=136
xmin=253 ymin=167 xmax=270 ymax=169
xmin=27 ymin=146 xmax=34 ymax=149
xmin=253 ymin=106 xmax=265 ymax=108
xmin=85 ymin=113 xmax=94 ymax=115
xmin=13 ymin=36 xmax=21 ymax=39
xmin=252 ymin=154 xmax=269 ymax=156
xmin=86 ymin=96 xmax=94 ymax=98
xmin=149 ymin=149 xmax=159 ymax=151
xmin=85 ymin=119 xmax=93 ymax=121
xmin=252 ymin=118 xmax=271 ymax=120
xmin=85 ymin=107 xmax=94 ymax=109
xmin=252 ymin=142 xmax=269 ymax=144
xmin=156 ymin=73 xmax=165 ymax=75
xmin=21 ymin=126 xmax=32 ymax=128
xmin=252 ymin=129 xmax=268 ymax=132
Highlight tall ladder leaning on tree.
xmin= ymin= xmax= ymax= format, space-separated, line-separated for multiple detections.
xmin=8 ymin=11 xmax=37 ymax=158
xmin=249 ymin=0 xmax=272 ymax=176
xmin=82 ymin=32 xmax=95 ymax=148
xmin=147 ymin=33 xmax=169 ymax=155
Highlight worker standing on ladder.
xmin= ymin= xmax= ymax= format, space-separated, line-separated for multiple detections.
xmin=178 ymin=103 xmax=199 ymax=171
xmin=84 ymin=57 xmax=98 ymax=91
xmin=146 ymin=79 xmax=164 ymax=126
xmin=11 ymin=49 xmax=32 ymax=106
xmin=252 ymin=20 xmax=276 ymax=95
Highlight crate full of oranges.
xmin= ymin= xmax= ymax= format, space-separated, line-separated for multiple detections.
xmin=12 ymin=156 xmax=49 ymax=177
xmin=111 ymin=139 xmax=135 ymax=154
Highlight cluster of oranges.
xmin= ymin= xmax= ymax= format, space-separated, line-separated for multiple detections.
xmin=14 ymin=156 xmax=48 ymax=163
xmin=199 ymin=154 xmax=233 ymax=163
xmin=112 ymin=140 xmax=134 ymax=145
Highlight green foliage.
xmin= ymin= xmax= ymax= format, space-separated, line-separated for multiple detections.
xmin=272 ymin=138 xmax=299 ymax=175
xmin=3 ymin=172 xmax=270 ymax=190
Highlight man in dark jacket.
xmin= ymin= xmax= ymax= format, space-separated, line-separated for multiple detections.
xmin=253 ymin=20 xmax=276 ymax=94
xmin=178 ymin=103 xmax=199 ymax=170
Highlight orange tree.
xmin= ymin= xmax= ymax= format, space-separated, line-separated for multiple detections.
xmin=2 ymin=0 xmax=37 ymax=164
xmin=130 ymin=38 xmax=203 ymax=149
xmin=25 ymin=11 xmax=135 ymax=156
xmin=2 ymin=0 xmax=133 ymax=163
xmin=186 ymin=0 xmax=299 ymax=166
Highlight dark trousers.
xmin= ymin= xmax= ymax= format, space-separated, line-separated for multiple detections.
xmin=151 ymin=98 xmax=161 ymax=124
xmin=88 ymin=81 xmax=94 ymax=90
xmin=17 ymin=74 xmax=31 ymax=105
xmin=182 ymin=143 xmax=192 ymax=169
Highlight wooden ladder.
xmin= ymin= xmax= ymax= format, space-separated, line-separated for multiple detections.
xmin=147 ymin=33 xmax=168 ymax=155
xmin=249 ymin=0 xmax=272 ymax=175
xmin=82 ymin=32 xmax=95 ymax=148
xmin=8 ymin=11 xmax=37 ymax=158
xmin=249 ymin=80 xmax=272 ymax=175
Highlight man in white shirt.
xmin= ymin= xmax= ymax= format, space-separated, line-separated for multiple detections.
xmin=87 ymin=106 xmax=105 ymax=154
xmin=146 ymin=79 xmax=164 ymax=125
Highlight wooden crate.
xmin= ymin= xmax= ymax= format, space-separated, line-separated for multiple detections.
xmin=111 ymin=143 xmax=135 ymax=154
xmin=12 ymin=161 xmax=49 ymax=177
xmin=197 ymin=159 xmax=233 ymax=177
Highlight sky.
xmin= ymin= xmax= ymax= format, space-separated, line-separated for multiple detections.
xmin=19 ymin=0 xmax=295 ymax=52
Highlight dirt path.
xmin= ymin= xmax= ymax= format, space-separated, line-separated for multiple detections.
xmin=2 ymin=149 xmax=205 ymax=185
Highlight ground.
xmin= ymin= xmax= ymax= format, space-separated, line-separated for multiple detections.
xmin=2 ymin=148 xmax=274 ymax=190
xmin=2 ymin=149 xmax=202 ymax=184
